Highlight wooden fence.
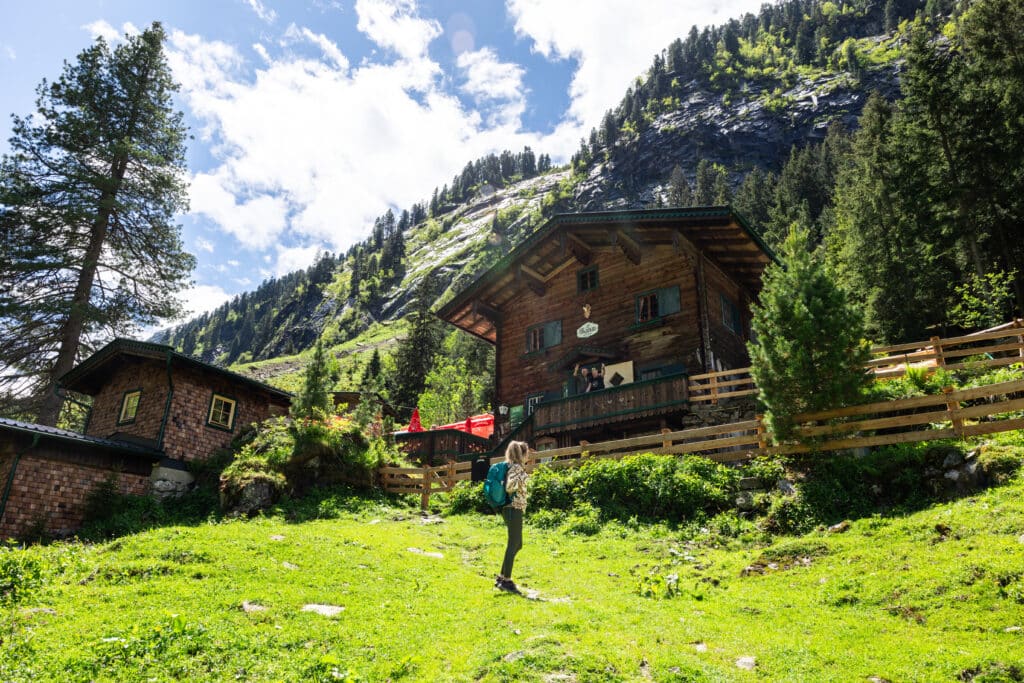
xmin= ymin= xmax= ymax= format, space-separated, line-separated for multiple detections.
xmin=687 ymin=319 xmax=1024 ymax=404
xmin=381 ymin=375 xmax=1024 ymax=509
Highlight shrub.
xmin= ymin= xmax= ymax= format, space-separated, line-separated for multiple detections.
xmin=220 ymin=414 xmax=371 ymax=514
xmin=977 ymin=445 xmax=1024 ymax=484
xmin=529 ymin=454 xmax=739 ymax=525
xmin=79 ymin=476 xmax=220 ymax=541
xmin=438 ymin=479 xmax=491 ymax=515
xmin=0 ymin=542 xmax=44 ymax=605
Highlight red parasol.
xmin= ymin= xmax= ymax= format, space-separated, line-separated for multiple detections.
xmin=407 ymin=408 xmax=423 ymax=432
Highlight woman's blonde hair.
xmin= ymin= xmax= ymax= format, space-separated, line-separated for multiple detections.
xmin=505 ymin=440 xmax=529 ymax=466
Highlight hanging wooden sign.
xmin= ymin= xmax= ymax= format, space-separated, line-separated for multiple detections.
xmin=576 ymin=321 xmax=599 ymax=338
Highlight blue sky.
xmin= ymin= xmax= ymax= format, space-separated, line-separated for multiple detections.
xmin=0 ymin=0 xmax=764 ymax=325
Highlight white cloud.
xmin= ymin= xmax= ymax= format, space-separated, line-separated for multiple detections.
xmin=508 ymin=0 xmax=764 ymax=153
xmin=188 ymin=170 xmax=289 ymax=249
xmin=1 ymin=43 xmax=14 ymax=61
xmin=181 ymin=284 xmax=233 ymax=317
xmin=458 ymin=47 xmax=525 ymax=102
xmin=253 ymin=43 xmax=272 ymax=64
xmin=355 ymin=0 xmax=441 ymax=60
xmin=457 ymin=48 xmax=526 ymax=128
xmin=284 ymin=25 xmax=349 ymax=70
xmin=195 ymin=237 xmax=215 ymax=252
xmin=168 ymin=25 xmax=543 ymax=265
xmin=274 ymin=244 xmax=321 ymax=276
xmin=245 ymin=0 xmax=278 ymax=24
xmin=81 ymin=20 xmax=139 ymax=43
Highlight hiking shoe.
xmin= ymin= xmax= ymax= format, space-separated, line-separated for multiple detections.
xmin=497 ymin=578 xmax=521 ymax=595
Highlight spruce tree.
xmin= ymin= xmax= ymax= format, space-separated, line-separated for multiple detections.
xmin=0 ymin=23 xmax=193 ymax=423
xmin=667 ymin=165 xmax=693 ymax=207
xmin=292 ymin=338 xmax=339 ymax=419
xmin=388 ymin=275 xmax=443 ymax=417
xmin=748 ymin=225 xmax=870 ymax=442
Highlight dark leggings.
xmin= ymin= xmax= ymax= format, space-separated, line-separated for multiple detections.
xmin=500 ymin=506 xmax=523 ymax=578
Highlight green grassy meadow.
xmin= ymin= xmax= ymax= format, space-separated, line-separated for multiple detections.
xmin=4 ymin=468 xmax=1024 ymax=681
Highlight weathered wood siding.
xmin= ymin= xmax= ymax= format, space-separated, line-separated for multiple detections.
xmin=532 ymin=374 xmax=691 ymax=435
xmin=703 ymin=257 xmax=754 ymax=371
xmin=497 ymin=244 xmax=704 ymax=410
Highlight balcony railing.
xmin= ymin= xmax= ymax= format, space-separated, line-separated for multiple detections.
xmin=393 ymin=428 xmax=491 ymax=466
xmin=531 ymin=372 xmax=691 ymax=435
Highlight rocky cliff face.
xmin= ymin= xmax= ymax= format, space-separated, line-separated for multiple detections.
xmin=574 ymin=58 xmax=901 ymax=210
xmin=156 ymin=36 xmax=905 ymax=370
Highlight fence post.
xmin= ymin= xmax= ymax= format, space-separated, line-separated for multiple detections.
xmin=1016 ymin=318 xmax=1024 ymax=358
xmin=710 ymin=373 xmax=719 ymax=405
xmin=420 ymin=466 xmax=431 ymax=510
xmin=755 ymin=414 xmax=768 ymax=453
xmin=931 ymin=336 xmax=945 ymax=368
xmin=446 ymin=461 xmax=456 ymax=491
xmin=661 ymin=427 xmax=672 ymax=450
xmin=942 ymin=386 xmax=964 ymax=438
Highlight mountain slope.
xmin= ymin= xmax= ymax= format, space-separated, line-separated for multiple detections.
xmin=155 ymin=0 xmax=934 ymax=388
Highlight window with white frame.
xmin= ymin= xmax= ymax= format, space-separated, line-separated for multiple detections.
xmin=118 ymin=389 xmax=141 ymax=425
xmin=207 ymin=393 xmax=237 ymax=431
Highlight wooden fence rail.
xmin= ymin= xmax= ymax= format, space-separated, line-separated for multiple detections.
xmin=381 ymin=375 xmax=1024 ymax=509
xmin=687 ymin=319 xmax=1024 ymax=403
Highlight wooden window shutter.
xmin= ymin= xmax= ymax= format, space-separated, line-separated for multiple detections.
xmin=659 ymin=286 xmax=681 ymax=316
xmin=544 ymin=320 xmax=562 ymax=347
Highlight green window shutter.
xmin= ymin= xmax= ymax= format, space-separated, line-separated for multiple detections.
xmin=659 ymin=286 xmax=681 ymax=316
xmin=544 ymin=320 xmax=562 ymax=347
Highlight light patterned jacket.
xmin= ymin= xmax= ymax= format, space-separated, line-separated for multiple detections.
xmin=505 ymin=462 xmax=529 ymax=511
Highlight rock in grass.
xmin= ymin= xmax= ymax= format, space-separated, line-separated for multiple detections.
xmin=241 ymin=601 xmax=266 ymax=613
xmin=828 ymin=520 xmax=851 ymax=534
xmin=407 ymin=547 xmax=443 ymax=559
xmin=302 ymin=604 xmax=344 ymax=617
xmin=693 ymin=642 xmax=708 ymax=652
xmin=736 ymin=656 xmax=756 ymax=670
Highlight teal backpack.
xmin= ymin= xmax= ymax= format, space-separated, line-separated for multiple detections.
xmin=483 ymin=461 xmax=510 ymax=510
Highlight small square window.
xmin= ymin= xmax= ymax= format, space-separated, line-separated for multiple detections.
xmin=525 ymin=320 xmax=561 ymax=353
xmin=207 ymin=394 xmax=237 ymax=431
xmin=636 ymin=292 xmax=659 ymax=323
xmin=721 ymin=293 xmax=743 ymax=335
xmin=527 ymin=326 xmax=545 ymax=352
xmin=577 ymin=266 xmax=599 ymax=293
xmin=118 ymin=389 xmax=141 ymax=425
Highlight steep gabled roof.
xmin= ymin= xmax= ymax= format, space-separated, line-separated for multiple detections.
xmin=59 ymin=338 xmax=292 ymax=402
xmin=436 ymin=206 xmax=776 ymax=343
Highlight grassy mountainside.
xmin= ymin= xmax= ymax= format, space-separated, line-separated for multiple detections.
xmin=3 ymin=437 xmax=1023 ymax=681
xmin=152 ymin=0 xmax=941 ymax=392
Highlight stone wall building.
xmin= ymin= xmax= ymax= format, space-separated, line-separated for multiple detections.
xmin=0 ymin=339 xmax=291 ymax=539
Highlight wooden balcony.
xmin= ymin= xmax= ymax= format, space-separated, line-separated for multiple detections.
xmin=531 ymin=372 xmax=691 ymax=436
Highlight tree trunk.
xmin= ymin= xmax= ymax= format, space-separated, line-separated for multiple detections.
xmin=36 ymin=158 xmax=127 ymax=425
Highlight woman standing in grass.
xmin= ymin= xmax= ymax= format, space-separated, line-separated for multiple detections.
xmin=496 ymin=440 xmax=530 ymax=594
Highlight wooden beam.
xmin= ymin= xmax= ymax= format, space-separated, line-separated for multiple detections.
xmin=613 ymin=229 xmax=642 ymax=265
xmin=564 ymin=232 xmax=592 ymax=266
xmin=518 ymin=265 xmax=546 ymax=297
xmin=471 ymin=299 xmax=500 ymax=324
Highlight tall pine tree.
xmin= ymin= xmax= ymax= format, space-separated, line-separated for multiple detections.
xmin=0 ymin=23 xmax=193 ymax=423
